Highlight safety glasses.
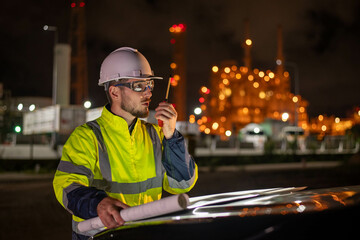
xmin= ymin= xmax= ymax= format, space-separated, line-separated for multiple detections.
xmin=115 ymin=80 xmax=154 ymax=92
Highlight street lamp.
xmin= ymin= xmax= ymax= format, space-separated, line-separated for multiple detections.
xmin=43 ymin=25 xmax=58 ymax=106
xmin=84 ymin=100 xmax=92 ymax=109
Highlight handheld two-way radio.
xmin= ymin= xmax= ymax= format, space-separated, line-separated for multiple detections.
xmin=158 ymin=76 xmax=172 ymax=127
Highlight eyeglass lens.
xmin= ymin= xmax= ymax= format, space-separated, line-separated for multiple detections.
xmin=133 ymin=80 xmax=154 ymax=92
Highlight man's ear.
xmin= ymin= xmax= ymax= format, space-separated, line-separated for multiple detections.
xmin=109 ymin=85 xmax=121 ymax=102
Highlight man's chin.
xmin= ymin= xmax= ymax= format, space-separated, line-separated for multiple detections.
xmin=135 ymin=110 xmax=149 ymax=119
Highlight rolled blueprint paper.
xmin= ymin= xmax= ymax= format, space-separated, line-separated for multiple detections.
xmin=78 ymin=194 xmax=189 ymax=233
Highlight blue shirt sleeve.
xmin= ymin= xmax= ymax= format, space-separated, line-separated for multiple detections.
xmin=162 ymin=129 xmax=196 ymax=182
xmin=67 ymin=186 xmax=108 ymax=219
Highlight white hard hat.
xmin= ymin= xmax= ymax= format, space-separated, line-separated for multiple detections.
xmin=99 ymin=47 xmax=162 ymax=86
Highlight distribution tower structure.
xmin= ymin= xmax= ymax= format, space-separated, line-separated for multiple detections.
xmin=169 ymin=24 xmax=187 ymax=121
xmin=69 ymin=0 xmax=88 ymax=105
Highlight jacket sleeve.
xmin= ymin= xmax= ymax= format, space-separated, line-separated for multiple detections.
xmin=53 ymin=125 xmax=107 ymax=220
xmin=162 ymin=129 xmax=198 ymax=194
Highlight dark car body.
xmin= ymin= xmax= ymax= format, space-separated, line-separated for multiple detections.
xmin=93 ymin=185 xmax=360 ymax=240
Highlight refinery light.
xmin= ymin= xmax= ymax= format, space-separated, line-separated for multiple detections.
xmin=245 ymin=39 xmax=252 ymax=46
xmin=281 ymin=112 xmax=289 ymax=122
xmin=212 ymin=66 xmax=219 ymax=73
xmin=194 ymin=107 xmax=202 ymax=115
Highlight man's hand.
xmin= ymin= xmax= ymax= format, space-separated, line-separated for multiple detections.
xmin=97 ymin=197 xmax=129 ymax=229
xmin=155 ymin=102 xmax=177 ymax=139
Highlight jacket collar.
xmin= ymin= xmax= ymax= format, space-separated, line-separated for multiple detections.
xmin=101 ymin=104 xmax=139 ymax=134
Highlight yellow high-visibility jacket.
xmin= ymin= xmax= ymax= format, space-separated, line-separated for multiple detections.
xmin=53 ymin=105 xmax=198 ymax=236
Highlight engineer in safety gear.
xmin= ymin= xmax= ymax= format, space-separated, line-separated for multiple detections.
xmin=53 ymin=47 xmax=198 ymax=240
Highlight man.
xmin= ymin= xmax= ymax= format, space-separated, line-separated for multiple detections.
xmin=53 ymin=47 xmax=198 ymax=240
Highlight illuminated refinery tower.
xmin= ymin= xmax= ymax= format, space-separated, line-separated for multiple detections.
xmin=243 ymin=19 xmax=252 ymax=70
xmin=169 ymin=24 xmax=187 ymax=121
xmin=197 ymin=24 xmax=308 ymax=137
xmin=69 ymin=0 xmax=88 ymax=105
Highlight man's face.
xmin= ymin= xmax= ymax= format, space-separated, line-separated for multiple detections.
xmin=118 ymin=79 xmax=152 ymax=118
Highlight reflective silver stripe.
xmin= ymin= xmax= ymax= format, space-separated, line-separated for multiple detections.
xmin=57 ymin=160 xmax=93 ymax=178
xmin=92 ymin=176 xmax=162 ymax=194
xmin=57 ymin=161 xmax=92 ymax=213
xmin=87 ymin=120 xmax=112 ymax=182
xmin=62 ymin=182 xmax=84 ymax=212
xmin=167 ymin=172 xmax=197 ymax=190
xmin=145 ymin=122 xmax=164 ymax=177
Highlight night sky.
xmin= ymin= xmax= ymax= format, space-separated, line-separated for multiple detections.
xmin=1 ymin=0 xmax=359 ymax=118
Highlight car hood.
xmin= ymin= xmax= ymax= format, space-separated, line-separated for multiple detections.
xmin=94 ymin=185 xmax=360 ymax=240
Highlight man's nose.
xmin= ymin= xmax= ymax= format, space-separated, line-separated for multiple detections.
xmin=143 ymin=87 xmax=152 ymax=98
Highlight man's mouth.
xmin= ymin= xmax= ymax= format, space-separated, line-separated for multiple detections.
xmin=142 ymin=99 xmax=151 ymax=107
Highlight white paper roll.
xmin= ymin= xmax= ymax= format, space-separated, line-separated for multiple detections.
xmin=77 ymin=194 xmax=189 ymax=233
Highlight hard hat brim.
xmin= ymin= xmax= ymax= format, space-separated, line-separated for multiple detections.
xmin=98 ymin=76 xmax=163 ymax=86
